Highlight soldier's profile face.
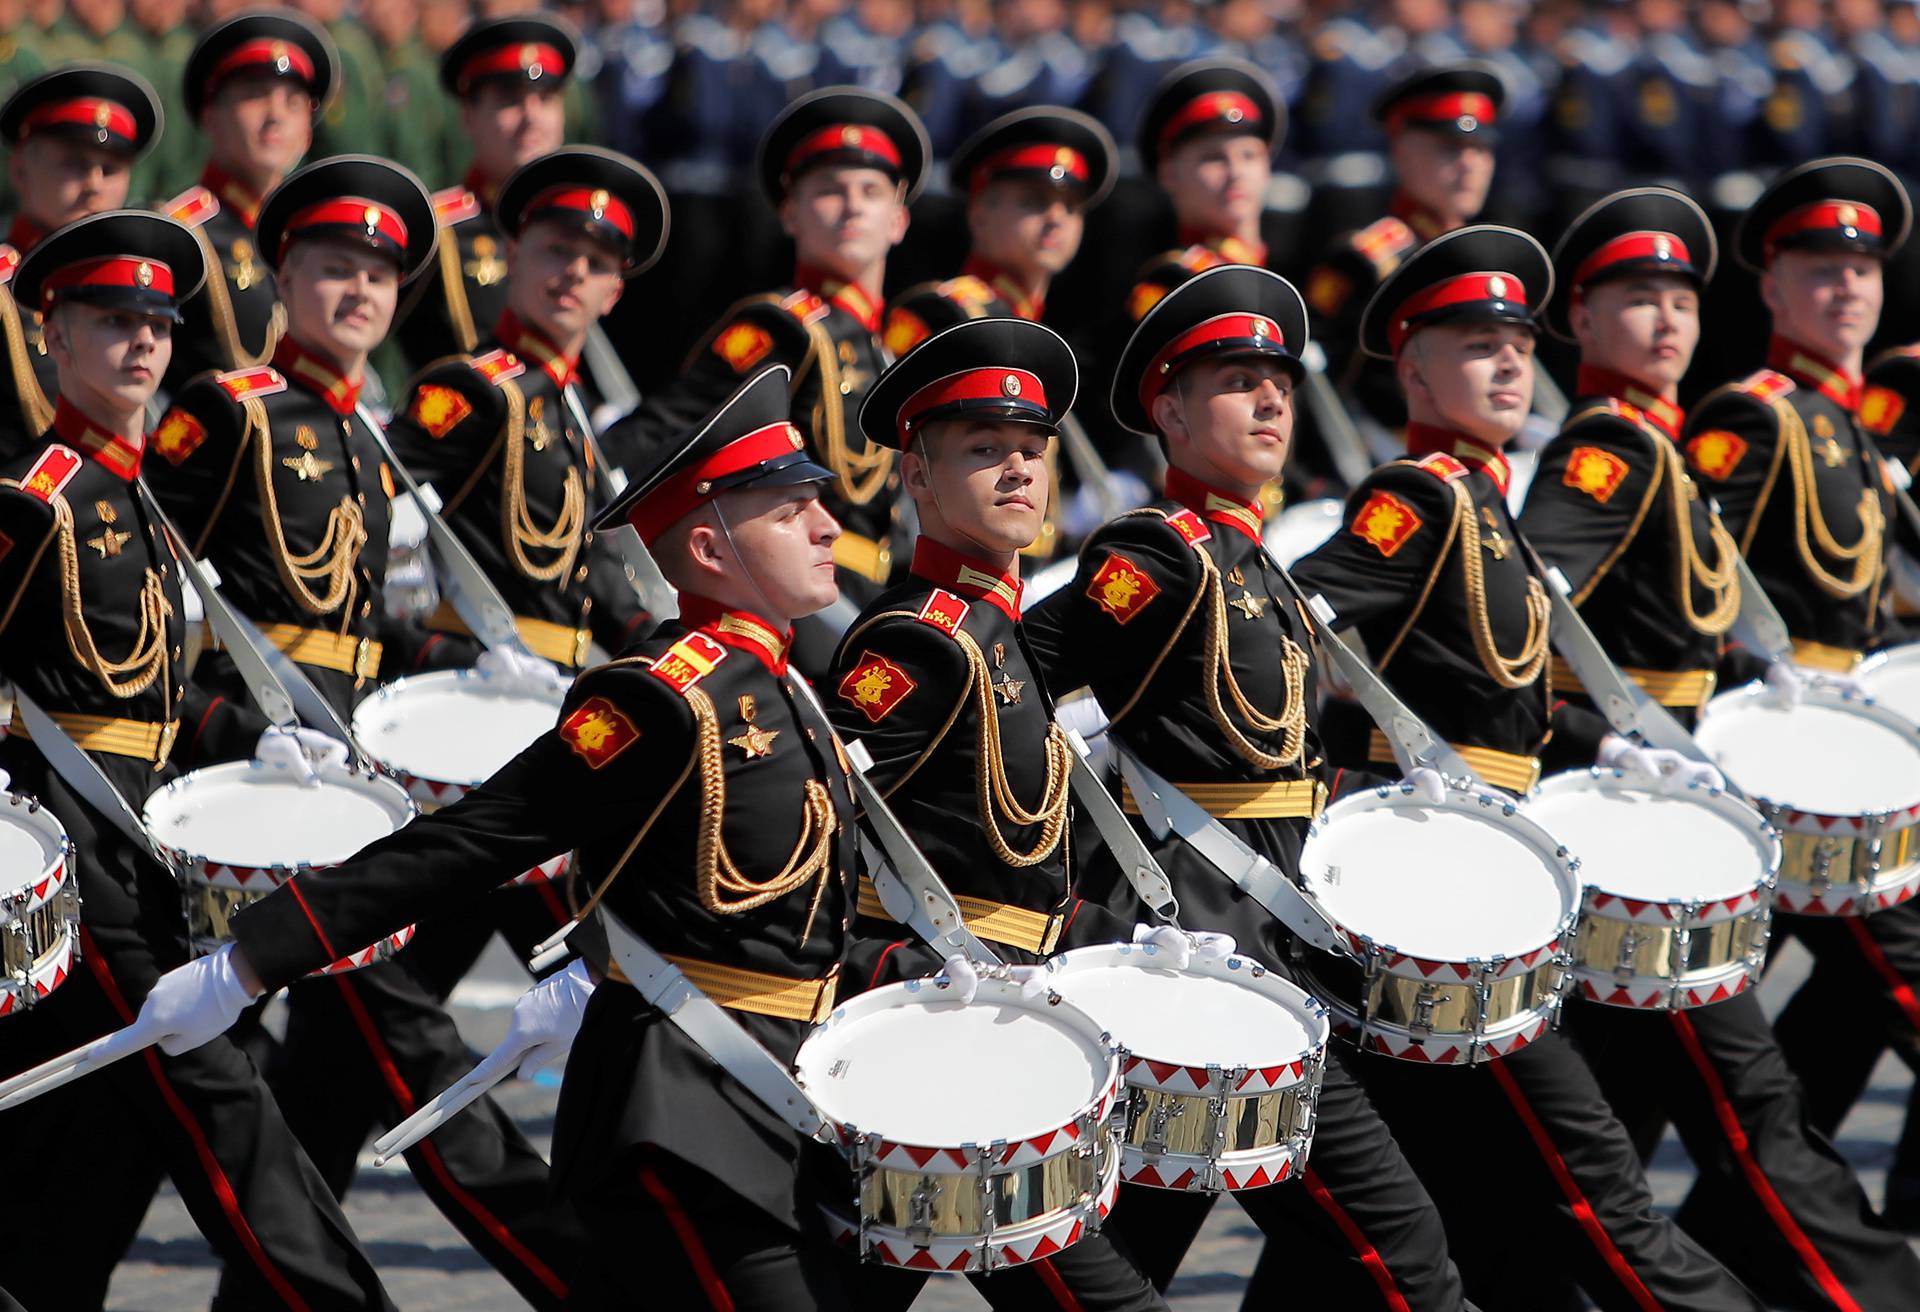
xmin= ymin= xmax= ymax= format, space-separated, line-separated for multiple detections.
xmin=43 ymin=301 xmax=172 ymax=420
xmin=1154 ymin=355 xmax=1295 ymax=495
xmin=689 ymin=486 xmax=842 ymax=621
xmin=462 ymin=83 xmax=566 ymax=183
xmin=968 ymin=180 xmax=1084 ymax=279
xmin=1762 ymin=250 xmax=1883 ymax=362
xmin=203 ymin=74 xmax=314 ymax=179
xmin=507 ymin=220 xmax=625 ymax=340
xmin=1399 ymin=321 xmax=1534 ymax=446
xmin=278 ymin=239 xmax=402 ymax=360
xmin=1157 ymin=133 xmax=1269 ymax=236
xmin=7 ymin=136 xmax=132 ymax=229
xmin=904 ymin=419 xmax=1051 ymax=556
xmin=1389 ymin=130 xmax=1493 ymax=227
xmin=780 ymin=166 xmax=909 ymax=278
xmin=1571 ymin=273 xmax=1699 ymax=393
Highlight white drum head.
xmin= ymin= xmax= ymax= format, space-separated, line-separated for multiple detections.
xmin=1048 ymin=947 xmax=1320 ymax=1071
xmin=1526 ymin=772 xmax=1774 ymax=902
xmin=1264 ymin=499 xmax=1343 ymax=567
xmin=352 ymin=670 xmax=561 ymax=788
xmin=798 ymin=979 xmax=1110 ymax=1148
xmin=1695 ymin=686 xmax=1920 ymax=816
xmin=145 ymin=762 xmax=414 ymax=868
xmin=1860 ymin=644 xmax=1920 ymax=722
xmin=0 ymin=797 xmax=64 ymax=897
xmin=1303 ymin=794 xmax=1574 ymax=959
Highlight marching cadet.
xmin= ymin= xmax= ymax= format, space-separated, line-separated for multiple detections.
xmin=881 ymin=105 xmax=1117 ymax=560
xmin=0 ymin=210 xmax=393 ymax=1310
xmin=146 ymin=156 xmax=588 ymax=1309
xmin=128 ymin=366 xmax=875 ymax=1310
xmin=1281 ymin=227 xmax=1765 ymax=1311
xmin=160 ymin=9 xmax=338 ymax=390
xmin=0 ymin=64 xmax=161 ymax=459
xmin=826 ymin=316 xmax=1169 ymax=1311
xmin=1025 ymin=265 xmax=1474 ymax=1310
xmin=1515 ymin=185 xmax=1920 ymax=1308
xmin=605 ymin=86 xmax=930 ymax=648
xmin=392 ymin=13 xmax=576 ymax=378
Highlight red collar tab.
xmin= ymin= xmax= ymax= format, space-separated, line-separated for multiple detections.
xmin=278 ymin=195 xmax=408 ymax=266
xmin=1407 ymin=422 xmax=1510 ymax=493
xmin=971 ymin=142 xmax=1088 ymax=195
xmin=201 ymin=161 xmax=264 ymax=230
xmin=1575 ymin=364 xmax=1685 ymax=439
xmin=462 ymin=165 xmax=501 ymax=208
xmin=1165 ymin=466 xmax=1263 ymax=541
xmin=4 ymin=215 xmax=45 ymax=254
xmin=675 ymin=594 xmax=792 ymax=675
xmin=209 ymin=37 xmax=318 ymax=96
xmin=21 ymin=96 xmax=138 ymax=150
xmin=1768 ymin=335 xmax=1862 ymax=411
xmin=1764 ymin=199 xmax=1883 ymax=263
xmin=524 ymin=183 xmax=634 ymax=242
xmin=786 ymin=123 xmax=903 ymax=181
xmin=1159 ymin=91 xmax=1263 ymax=155
xmin=1384 ymin=90 xmax=1498 ymax=135
xmin=961 ymin=254 xmax=1043 ymax=320
xmin=272 ymin=336 xmax=362 ymax=417
xmin=626 ymin=419 xmax=807 ymax=545
xmin=911 ymin=536 xmax=1022 ymax=619
xmin=39 ymin=254 xmax=173 ymax=313
xmin=51 ymin=397 xmax=142 ymax=481
xmin=1571 ymin=229 xmax=1695 ymax=292
xmin=1139 ymin=311 xmax=1289 ymax=415
xmin=496 ymin=310 xmax=577 ymax=390
xmin=1388 ymin=270 xmax=1528 ymax=356
xmin=456 ymin=41 xmax=568 ymax=96
xmin=1388 ymin=191 xmax=1449 ymax=242
xmin=1174 ymin=228 xmax=1268 ymax=267
xmin=796 ymin=263 xmax=882 ymax=333
xmin=897 ymin=366 xmax=1048 ymax=443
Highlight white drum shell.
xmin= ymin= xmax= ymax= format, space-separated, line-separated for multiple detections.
xmin=0 ymin=795 xmax=77 ymax=1015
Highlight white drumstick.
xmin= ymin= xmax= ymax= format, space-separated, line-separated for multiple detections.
xmin=0 ymin=1023 xmax=157 ymax=1110
xmin=372 ymin=1056 xmax=513 ymax=1164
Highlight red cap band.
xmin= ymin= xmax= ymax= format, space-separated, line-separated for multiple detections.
xmin=20 ymin=97 xmax=137 ymax=144
xmin=525 ymin=184 xmax=635 ymax=240
xmin=1763 ymin=200 xmax=1884 ymax=261
xmin=279 ymin=196 xmax=409 ymax=262
xmin=785 ymin=123 xmax=903 ymax=179
xmin=1140 ymin=312 xmax=1287 ymax=413
xmin=41 ymin=255 xmax=174 ymax=311
xmin=209 ymin=38 xmax=318 ymax=91
xmin=1158 ymin=91 xmax=1263 ymax=153
xmin=1385 ymin=90 xmax=1497 ymax=134
xmin=1570 ymin=230 xmax=1694 ymax=292
xmin=627 ymin=420 xmax=808 ymax=544
xmin=897 ymin=368 xmax=1048 ymax=443
xmin=1388 ymin=271 xmax=1527 ymax=354
xmin=456 ymin=41 xmax=567 ymax=94
xmin=971 ymin=143 xmax=1089 ymax=193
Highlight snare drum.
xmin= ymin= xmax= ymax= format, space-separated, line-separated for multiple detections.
xmin=1264 ymin=498 xmax=1343 ymax=567
xmin=1046 ymin=944 xmax=1328 ymax=1193
xmin=796 ymin=975 xmax=1121 ymax=1274
xmin=0 ymin=796 xmax=76 ymax=1016
xmin=1527 ymin=771 xmax=1778 ymax=1010
xmin=1694 ymin=684 xmax=1920 ymax=916
xmin=145 ymin=760 xmax=418 ymax=975
xmin=351 ymin=670 xmax=568 ymax=886
xmin=1858 ymin=643 xmax=1920 ymax=721
xmin=1296 ymin=785 xmax=1579 ymax=1064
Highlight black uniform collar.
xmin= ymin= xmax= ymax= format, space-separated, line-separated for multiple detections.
xmin=50 ymin=396 xmax=143 ymax=480
xmin=1164 ymin=465 xmax=1263 ymax=542
xmin=677 ymin=593 xmax=793 ymax=675
xmin=201 ymin=160 xmax=266 ymax=231
xmin=1575 ymin=364 xmax=1684 ymax=440
xmin=462 ymin=164 xmax=502 ymax=209
xmin=910 ymin=535 xmax=1022 ymax=620
xmin=272 ymin=334 xmax=362 ymax=417
xmin=795 ymin=262 xmax=882 ymax=334
xmin=1389 ymin=191 xmax=1451 ymax=242
xmin=1768 ymin=335 xmax=1863 ymax=412
xmin=960 ymin=253 xmax=1042 ymax=321
xmin=1407 ymin=421 xmax=1511 ymax=494
xmin=1175 ymin=227 xmax=1266 ymax=268
xmin=497 ymin=309 xmax=577 ymax=390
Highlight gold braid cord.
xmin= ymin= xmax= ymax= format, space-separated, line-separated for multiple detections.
xmin=0 ymin=285 xmax=53 ymax=436
xmin=1193 ymin=547 xmax=1309 ymax=769
xmin=952 ymin=629 xmax=1070 ymax=866
xmin=1779 ymin=402 xmax=1883 ymax=600
xmin=498 ymin=378 xmax=584 ymax=582
xmin=45 ymin=496 xmax=172 ymax=699
xmin=435 ymin=233 xmax=478 ymax=351
xmin=798 ymin=318 xmax=893 ymax=506
xmin=250 ymin=398 xmax=367 ymax=620
xmin=1452 ymin=482 xmax=1550 ymax=688
xmin=191 ymin=227 xmax=281 ymax=367
xmin=1658 ymin=443 xmax=1740 ymax=635
xmin=690 ymin=686 xmax=838 ymax=941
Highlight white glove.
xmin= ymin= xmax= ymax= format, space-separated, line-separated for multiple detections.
xmin=138 ymin=944 xmax=258 ymax=1056
xmin=1403 ymin=766 xmax=1447 ymax=805
xmin=254 ymin=726 xmax=347 ymax=786
xmin=1807 ymin=669 xmax=1868 ymax=699
xmin=0 ymin=766 xmax=12 ymax=794
xmin=939 ymin=952 xmax=980 ymax=1005
xmin=1764 ymin=661 xmax=1804 ymax=708
xmin=487 ymin=960 xmax=595 ymax=1079
xmin=476 ymin=645 xmax=570 ymax=698
xmin=1597 ymin=735 xmax=1721 ymax=793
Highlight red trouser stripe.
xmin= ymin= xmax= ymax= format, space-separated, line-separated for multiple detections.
xmin=1302 ymin=1166 xmax=1413 ymax=1312
xmin=637 ymin=1160 xmax=736 ymax=1311
xmin=528 ymin=877 xmax=569 ymax=928
xmin=1034 ymin=1258 xmax=1088 ymax=1311
xmin=1488 ymin=1058 xmax=1664 ymax=1312
xmin=1843 ymin=917 xmax=1920 ymax=1033
xmin=327 ymin=973 xmax=569 ymax=1301
xmin=79 ymin=928 xmax=312 ymax=1312
xmin=1670 ymin=1012 xmax=1864 ymax=1312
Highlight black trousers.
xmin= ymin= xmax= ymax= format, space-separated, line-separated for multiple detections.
xmin=857 ymin=1233 xmax=1171 ymax=1311
xmin=1569 ymin=993 xmax=1920 ymax=1310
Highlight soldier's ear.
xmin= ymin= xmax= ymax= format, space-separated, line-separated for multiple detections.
xmin=888 ymin=185 xmax=911 ymax=246
xmin=1397 ymin=343 xmax=1430 ymax=408
xmin=1150 ymin=389 xmax=1187 ymax=444
xmin=39 ymin=306 xmax=67 ymax=368
xmin=1757 ymin=269 xmax=1783 ymax=320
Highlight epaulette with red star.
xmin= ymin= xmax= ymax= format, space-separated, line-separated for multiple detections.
xmin=213 ymin=365 xmax=286 ymax=401
xmin=431 ymin=185 xmax=482 ymax=226
xmin=161 ymin=185 xmax=219 ymax=229
xmin=469 ymin=349 xmax=525 ymax=386
xmin=1728 ymin=369 xmax=1796 ymax=405
xmin=779 ymin=290 xmax=830 ymax=325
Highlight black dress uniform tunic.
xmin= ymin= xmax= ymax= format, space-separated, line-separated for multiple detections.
xmin=393 ymin=175 xmax=510 ymax=374
xmin=0 ymin=220 xmax=56 ymax=461
xmin=159 ymin=167 xmax=286 ymax=391
xmin=1520 ymin=364 xmax=1920 ymax=1308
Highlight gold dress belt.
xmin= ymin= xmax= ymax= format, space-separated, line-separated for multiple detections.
xmin=1548 ymin=656 xmax=1717 ymax=708
xmin=1790 ymin=638 xmax=1863 ymax=673
xmin=855 ymin=877 xmax=1064 ymax=954
xmin=427 ymin=601 xmax=591 ymax=667
xmin=257 ymin=622 xmax=383 ymax=679
xmin=1118 ymin=776 xmax=1327 ymax=820
xmin=831 ymin=530 xmax=893 ymax=584
xmin=9 ymin=710 xmax=179 ymax=765
xmin=1366 ymin=729 xmax=1541 ymax=793
xmin=606 ymin=953 xmax=838 ymax=1023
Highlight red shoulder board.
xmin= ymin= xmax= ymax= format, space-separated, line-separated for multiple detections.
xmin=19 ymin=444 xmax=81 ymax=503
xmin=431 ymin=185 xmax=481 ymax=225
xmin=780 ymin=290 xmax=830 ymax=325
xmin=469 ymin=349 xmax=525 ymax=386
xmin=647 ymin=631 xmax=728 ymax=695
xmin=915 ymin=588 xmax=970 ymax=636
xmin=214 ymin=366 xmax=286 ymax=401
xmin=1164 ymin=508 xmax=1212 ymax=546
xmin=0 ymin=245 xmax=17 ymax=286
xmin=1352 ymin=218 xmax=1417 ymax=275
xmin=162 ymin=185 xmax=218 ymax=229
xmin=1414 ymin=453 xmax=1470 ymax=481
xmin=1732 ymin=369 xmax=1795 ymax=404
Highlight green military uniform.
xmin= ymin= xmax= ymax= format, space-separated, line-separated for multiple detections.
xmin=312 ymin=18 xmax=385 ymax=160
xmin=126 ymin=19 xmax=198 ymax=205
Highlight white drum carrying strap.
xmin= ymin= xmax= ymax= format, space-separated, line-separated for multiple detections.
xmin=1064 ymin=730 xmax=1179 ymax=922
